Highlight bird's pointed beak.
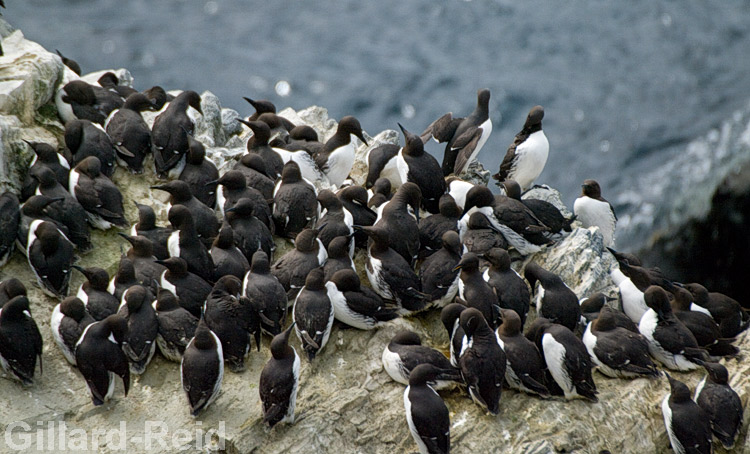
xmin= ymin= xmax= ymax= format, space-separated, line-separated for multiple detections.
xmin=397 ymin=123 xmax=407 ymax=137
xmin=117 ymin=232 xmax=136 ymax=245
xmin=356 ymin=130 xmax=369 ymax=147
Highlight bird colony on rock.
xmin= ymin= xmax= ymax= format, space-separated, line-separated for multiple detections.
xmin=0 ymin=45 xmax=747 ymax=454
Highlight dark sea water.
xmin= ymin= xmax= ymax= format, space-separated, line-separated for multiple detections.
xmin=8 ymin=0 xmax=750 ymax=250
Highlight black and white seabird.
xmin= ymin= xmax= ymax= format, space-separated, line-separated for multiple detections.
xmin=131 ymin=202 xmax=172 ymax=260
xmin=56 ymin=79 xmax=123 ymax=125
xmin=223 ymin=197 xmax=274 ymax=263
xmin=395 ymin=123 xmax=446 ymax=213
xmin=337 ymin=185 xmax=377 ymax=248
xmin=366 ymin=177 xmax=392 ymax=209
xmin=422 ymin=88 xmax=492 ymax=177
xmin=581 ymin=302 xmax=639 ymax=334
xmin=0 ymin=278 xmax=26 ymax=309
xmin=437 ymin=304 xmax=467 ymax=370
xmin=322 ymin=235 xmax=356 ymax=282
xmin=683 ymin=282 xmax=749 ymax=338
xmin=483 ymin=248 xmax=530 ymax=326
xmin=0 ymin=192 xmax=20 ymax=266
xmin=455 ymin=252 xmax=501 ymax=328
xmin=502 ymin=180 xmax=574 ymax=235
xmin=272 ymin=160 xmax=318 ymax=239
xmin=156 ymin=256 xmax=212 ymax=318
xmin=446 ymin=177 xmax=474 ymax=212
xmin=259 ymin=322 xmax=300 ymax=427
xmin=418 ymin=194 xmax=460 ymax=258
xmin=316 ymin=189 xmax=354 ymax=255
xmin=610 ymin=267 xmax=649 ymax=324
xmin=142 ymin=85 xmax=172 ymax=111
xmin=608 ymin=247 xmax=676 ymax=293
xmin=243 ymin=96 xmax=281 ymax=122
xmin=27 ymin=220 xmax=75 ymax=298
xmin=178 ymin=133 xmax=219 ymax=208
xmin=315 ymin=116 xmax=369 ymax=187
xmin=17 ymin=195 xmax=69 ymax=253
xmin=232 ymin=153 xmax=275 ymax=200
xmin=150 ymin=180 xmax=220 ymax=248
xmin=97 ymin=72 xmax=138 ymax=100
xmin=461 ymin=211 xmax=508 ymax=260
xmin=239 ymin=120 xmax=285 ymax=178
xmin=403 ymin=364 xmax=451 ymax=454
xmin=694 ymin=362 xmax=743 ymax=449
xmin=574 ymin=179 xmax=617 ymax=248
xmin=210 ymin=225 xmax=251 ymax=280
xmin=365 ymin=143 xmax=401 ymax=190
xmin=284 ymin=124 xmax=323 ymax=156
xmin=64 ymin=119 xmax=118 ymax=177
xmin=203 ymin=276 xmax=257 ymax=372
xmin=582 ymin=308 xmax=659 ymax=379
xmin=495 ymin=308 xmax=550 ymax=397
xmin=373 ymin=181 xmax=421 ymax=266
xmin=31 ymin=165 xmax=91 ymax=251
xmin=524 ymin=262 xmax=580 ymax=332
xmin=108 ymin=256 xmax=138 ymax=301
xmin=118 ymin=285 xmax=158 ymax=375
xmin=671 ymin=287 xmax=738 ymax=357
xmin=526 ymin=317 xmax=598 ymax=402
xmin=492 ymin=105 xmax=548 ymax=190
xmin=662 ymin=373 xmax=712 ymax=454
xmin=75 ymin=314 xmax=130 ymax=405
xmin=21 ymin=141 xmax=70 ymax=200
xmin=257 ymin=112 xmax=293 ymax=142
xmin=51 ymin=296 xmax=94 ymax=366
xmin=359 ymin=225 xmax=427 ymax=315
xmin=55 ymin=49 xmax=82 ymax=76
xmin=292 ymin=268 xmax=334 ymax=361
xmin=639 ymin=286 xmax=708 ymax=371
xmin=153 ymin=287 xmax=198 ymax=363
xmin=244 ymin=251 xmax=287 ymax=336
xmin=460 ymin=185 xmax=549 ymax=256
xmin=213 ymin=170 xmax=272 ymax=228
xmin=167 ymin=205 xmax=215 ymax=283
xmin=105 ymin=92 xmax=155 ymax=173
xmin=382 ymin=330 xmax=461 ymax=390
xmin=419 ymin=231 xmax=462 ymax=309
xmin=117 ymin=233 xmax=166 ymax=294
xmin=181 ymin=318 xmax=223 ymax=416
xmin=152 ymin=90 xmax=202 ymax=177
xmin=0 ymin=296 xmax=43 ymax=386
xmin=271 ymin=228 xmax=327 ymax=300
xmin=326 ymin=268 xmax=398 ymax=330
xmin=458 ymin=308 xmax=506 ymax=414
xmin=68 ymin=156 xmax=128 ymax=229
xmin=72 ymin=265 xmax=119 ymax=321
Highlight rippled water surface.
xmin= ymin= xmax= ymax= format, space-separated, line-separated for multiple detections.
xmin=8 ymin=0 xmax=750 ymax=248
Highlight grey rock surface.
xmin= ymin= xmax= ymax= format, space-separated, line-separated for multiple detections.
xmin=459 ymin=158 xmax=491 ymax=186
xmin=220 ymin=108 xmax=243 ymax=139
xmin=0 ymin=22 xmax=748 ymax=454
xmin=0 ymin=29 xmax=63 ymax=125
xmin=194 ymin=90 xmax=225 ymax=148
xmin=638 ymin=105 xmax=750 ymax=304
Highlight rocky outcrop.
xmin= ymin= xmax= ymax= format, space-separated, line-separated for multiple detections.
xmin=642 ymin=162 xmax=750 ymax=304
xmin=633 ymin=102 xmax=750 ymax=305
xmin=0 ymin=19 xmax=747 ymax=454
xmin=0 ymin=28 xmax=63 ymax=194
